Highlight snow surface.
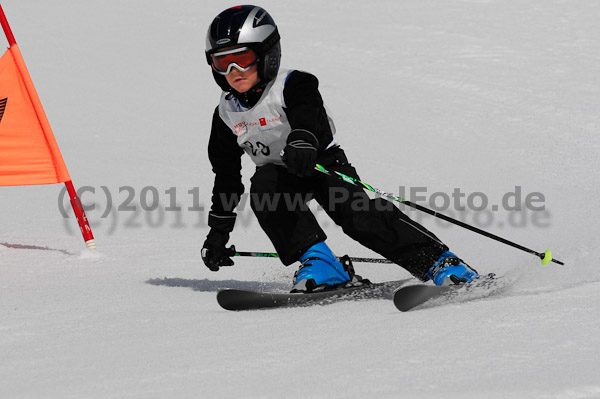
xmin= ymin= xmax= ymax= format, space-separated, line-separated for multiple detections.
xmin=1 ymin=1 xmax=599 ymax=398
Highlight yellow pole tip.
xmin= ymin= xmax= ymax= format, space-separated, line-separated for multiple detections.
xmin=541 ymin=249 xmax=552 ymax=266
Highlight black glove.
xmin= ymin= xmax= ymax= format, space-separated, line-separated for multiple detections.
xmin=202 ymin=228 xmax=236 ymax=271
xmin=281 ymin=130 xmax=319 ymax=177
xmin=201 ymin=212 xmax=237 ymax=271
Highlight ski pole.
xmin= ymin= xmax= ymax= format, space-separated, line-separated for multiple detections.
xmin=314 ymin=164 xmax=564 ymax=266
xmin=234 ymin=250 xmax=394 ymax=264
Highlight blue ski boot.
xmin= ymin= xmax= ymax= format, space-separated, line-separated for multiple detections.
xmin=291 ymin=242 xmax=353 ymax=293
xmin=426 ymin=251 xmax=479 ymax=286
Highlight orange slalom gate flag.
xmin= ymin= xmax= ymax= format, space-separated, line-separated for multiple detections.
xmin=0 ymin=44 xmax=71 ymax=186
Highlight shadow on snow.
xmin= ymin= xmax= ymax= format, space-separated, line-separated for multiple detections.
xmin=0 ymin=242 xmax=76 ymax=255
xmin=145 ymin=277 xmax=290 ymax=293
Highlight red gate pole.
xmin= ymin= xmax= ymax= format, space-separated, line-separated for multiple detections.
xmin=65 ymin=180 xmax=96 ymax=249
xmin=0 ymin=3 xmax=16 ymax=45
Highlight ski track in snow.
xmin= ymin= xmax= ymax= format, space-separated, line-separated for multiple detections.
xmin=2 ymin=0 xmax=600 ymax=398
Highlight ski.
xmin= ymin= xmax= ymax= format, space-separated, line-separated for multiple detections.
xmin=393 ymin=274 xmax=501 ymax=312
xmin=217 ymin=280 xmax=409 ymax=311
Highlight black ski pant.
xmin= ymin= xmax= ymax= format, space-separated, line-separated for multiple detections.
xmin=249 ymin=148 xmax=448 ymax=280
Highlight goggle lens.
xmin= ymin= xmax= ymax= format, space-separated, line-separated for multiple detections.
xmin=211 ymin=48 xmax=258 ymax=75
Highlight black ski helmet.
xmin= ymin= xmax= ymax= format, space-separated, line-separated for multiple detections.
xmin=205 ymin=5 xmax=281 ymax=91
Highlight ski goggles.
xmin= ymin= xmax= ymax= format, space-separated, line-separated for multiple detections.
xmin=210 ymin=47 xmax=258 ymax=75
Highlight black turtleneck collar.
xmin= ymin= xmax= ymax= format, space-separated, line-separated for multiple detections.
xmin=227 ymin=81 xmax=268 ymax=109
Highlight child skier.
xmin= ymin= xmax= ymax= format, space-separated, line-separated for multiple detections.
xmin=201 ymin=5 xmax=479 ymax=292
